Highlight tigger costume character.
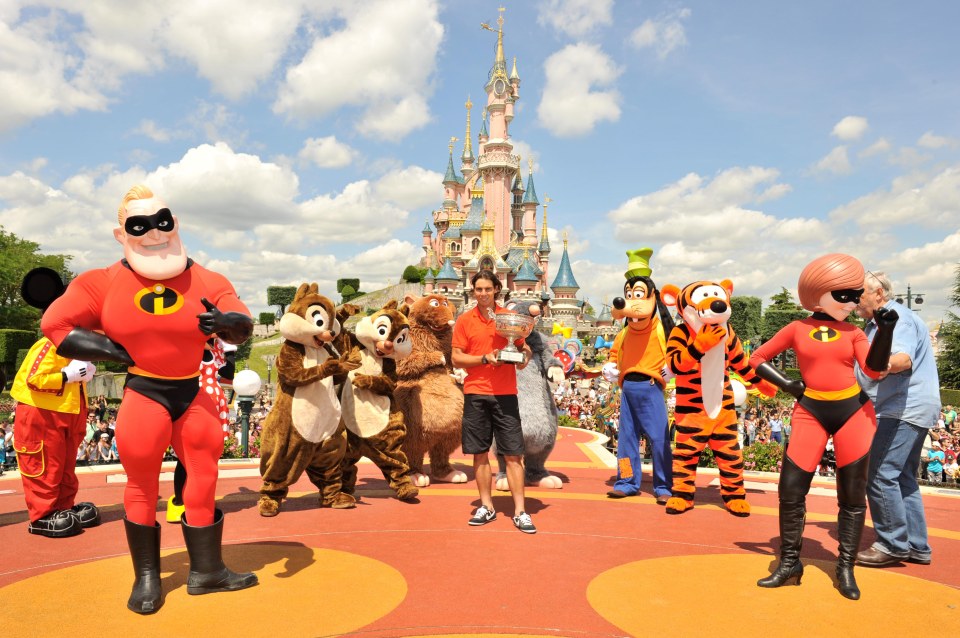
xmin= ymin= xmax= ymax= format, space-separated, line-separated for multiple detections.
xmin=257 ymin=283 xmax=361 ymax=516
xmin=601 ymin=248 xmax=676 ymax=502
xmin=660 ymin=279 xmax=777 ymax=516
xmin=339 ymin=301 xmax=419 ymax=502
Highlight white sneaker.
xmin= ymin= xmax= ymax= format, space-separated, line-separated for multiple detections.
xmin=512 ymin=511 xmax=537 ymax=534
xmin=468 ymin=505 xmax=496 ymax=526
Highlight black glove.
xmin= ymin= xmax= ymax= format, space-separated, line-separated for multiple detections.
xmin=197 ymin=297 xmax=253 ymax=345
xmin=755 ymin=362 xmax=805 ymax=400
xmin=57 ymin=328 xmax=134 ymax=366
xmin=866 ymin=307 xmax=899 ymax=372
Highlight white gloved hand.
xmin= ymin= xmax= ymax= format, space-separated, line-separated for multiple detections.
xmin=601 ymin=362 xmax=620 ymax=384
xmin=63 ymin=360 xmax=96 ymax=383
xmin=450 ymin=368 xmax=467 ymax=385
xmin=547 ymin=366 xmax=565 ymax=384
xmin=661 ymin=365 xmax=675 ymax=383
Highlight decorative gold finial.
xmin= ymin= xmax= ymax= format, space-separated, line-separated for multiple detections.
xmin=542 ymin=195 xmax=551 ymax=240
xmin=528 ymin=157 xmax=534 ymax=173
xmin=448 ymin=136 xmax=459 ymax=154
xmin=463 ymin=98 xmax=473 ymax=158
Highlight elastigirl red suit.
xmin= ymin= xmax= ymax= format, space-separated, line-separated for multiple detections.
xmin=749 ymin=253 xmax=896 ymax=601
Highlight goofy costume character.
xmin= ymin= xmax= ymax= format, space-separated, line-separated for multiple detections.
xmin=601 ymin=248 xmax=675 ymax=504
xmin=42 ymin=184 xmax=257 ymax=614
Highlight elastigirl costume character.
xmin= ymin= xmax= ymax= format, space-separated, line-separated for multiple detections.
xmin=750 ymin=253 xmax=897 ymax=600
xmin=41 ymin=185 xmax=258 ymax=614
xmin=11 ymin=268 xmax=101 ymax=538
xmin=601 ymin=248 xmax=676 ymax=503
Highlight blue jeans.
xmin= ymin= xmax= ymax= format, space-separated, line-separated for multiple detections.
xmin=613 ymin=379 xmax=672 ymax=497
xmin=771 ymin=430 xmax=782 ymax=444
xmin=866 ymin=418 xmax=931 ymax=559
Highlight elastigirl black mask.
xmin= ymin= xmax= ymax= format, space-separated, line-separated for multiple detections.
xmin=124 ymin=208 xmax=175 ymax=236
xmin=831 ymin=288 xmax=864 ymax=304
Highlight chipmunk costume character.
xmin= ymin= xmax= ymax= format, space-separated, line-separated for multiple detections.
xmin=258 ymin=283 xmax=361 ymax=516
xmin=42 ymin=184 xmax=257 ymax=614
xmin=340 ymin=301 xmax=419 ymax=501
xmin=660 ymin=279 xmax=776 ymax=516
xmin=751 ymin=253 xmax=896 ymax=601
xmin=601 ymin=248 xmax=675 ymax=503
xmin=395 ymin=294 xmax=468 ymax=486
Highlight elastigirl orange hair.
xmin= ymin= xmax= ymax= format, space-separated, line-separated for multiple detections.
xmin=117 ymin=184 xmax=154 ymax=224
xmin=797 ymin=253 xmax=865 ymax=311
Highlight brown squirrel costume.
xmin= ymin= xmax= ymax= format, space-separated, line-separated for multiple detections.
xmin=257 ymin=283 xmax=361 ymax=516
xmin=339 ymin=301 xmax=419 ymax=501
xmin=394 ymin=294 xmax=467 ymax=486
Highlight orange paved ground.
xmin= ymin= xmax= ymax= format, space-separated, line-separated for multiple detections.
xmin=0 ymin=426 xmax=957 ymax=637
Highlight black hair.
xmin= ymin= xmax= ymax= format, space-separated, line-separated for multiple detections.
xmin=471 ymin=269 xmax=502 ymax=292
xmin=626 ymin=275 xmax=675 ymax=334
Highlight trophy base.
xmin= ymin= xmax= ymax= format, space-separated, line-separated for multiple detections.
xmin=497 ymin=349 xmax=525 ymax=364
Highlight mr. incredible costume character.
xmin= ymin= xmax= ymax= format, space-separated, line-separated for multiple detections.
xmin=42 ymin=184 xmax=258 ymax=614
xmin=601 ymin=248 xmax=676 ymax=504
xmin=11 ymin=268 xmax=101 ymax=538
xmin=750 ymin=253 xmax=896 ymax=601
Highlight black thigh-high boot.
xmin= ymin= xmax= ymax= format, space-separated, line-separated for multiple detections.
xmin=181 ymin=509 xmax=258 ymax=595
xmin=758 ymin=456 xmax=815 ymax=587
xmin=124 ymin=518 xmax=162 ymax=614
xmin=835 ymin=454 xmax=869 ymax=600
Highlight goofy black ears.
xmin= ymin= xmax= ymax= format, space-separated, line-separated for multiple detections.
xmin=21 ymin=267 xmax=66 ymax=311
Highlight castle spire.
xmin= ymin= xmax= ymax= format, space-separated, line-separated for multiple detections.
xmin=462 ymin=96 xmax=474 ymax=163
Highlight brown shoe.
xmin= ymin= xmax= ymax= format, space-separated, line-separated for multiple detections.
xmin=606 ymin=489 xmax=630 ymax=499
xmin=856 ymin=547 xmax=903 ymax=567
xmin=656 ymin=494 xmax=669 ymax=506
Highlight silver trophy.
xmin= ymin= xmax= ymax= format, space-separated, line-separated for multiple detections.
xmin=490 ymin=310 xmax=535 ymax=364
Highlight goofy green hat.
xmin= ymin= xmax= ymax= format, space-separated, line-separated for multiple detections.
xmin=625 ymin=247 xmax=654 ymax=279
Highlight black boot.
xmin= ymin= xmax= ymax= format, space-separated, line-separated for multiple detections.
xmin=836 ymin=455 xmax=869 ymax=600
xmin=758 ymin=457 xmax=815 ymax=588
xmin=181 ymin=509 xmax=258 ymax=595
xmin=124 ymin=518 xmax=162 ymax=614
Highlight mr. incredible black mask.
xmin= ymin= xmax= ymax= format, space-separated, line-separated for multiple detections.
xmin=124 ymin=208 xmax=175 ymax=237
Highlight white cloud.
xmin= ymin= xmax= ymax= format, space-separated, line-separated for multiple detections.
xmin=273 ymin=0 xmax=443 ymax=141
xmin=298 ymin=136 xmax=357 ymax=169
xmin=372 ymin=166 xmax=443 ymax=210
xmin=161 ymin=0 xmax=301 ymax=100
xmin=917 ymin=131 xmax=959 ymax=150
xmin=536 ymin=0 xmax=613 ymax=39
xmin=830 ymin=165 xmax=960 ymax=229
xmin=134 ymin=119 xmax=172 ymax=143
xmin=859 ymin=138 xmax=892 ymax=158
xmin=628 ymin=8 xmax=692 ymax=60
xmin=812 ymin=146 xmax=851 ymax=175
xmin=537 ymin=43 xmax=621 ymax=137
xmin=831 ymin=115 xmax=869 ymax=141
xmin=508 ymin=140 xmax=543 ymax=175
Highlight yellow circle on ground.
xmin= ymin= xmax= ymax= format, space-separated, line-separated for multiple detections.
xmin=588 ymin=554 xmax=958 ymax=638
xmin=0 ymin=544 xmax=405 ymax=638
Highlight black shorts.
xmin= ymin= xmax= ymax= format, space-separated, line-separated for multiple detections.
xmin=462 ymin=394 xmax=524 ymax=456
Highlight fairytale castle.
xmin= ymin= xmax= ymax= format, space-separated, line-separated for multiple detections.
xmin=416 ymin=9 xmax=587 ymax=329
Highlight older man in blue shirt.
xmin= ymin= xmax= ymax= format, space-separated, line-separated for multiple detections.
xmin=854 ymin=271 xmax=941 ymax=567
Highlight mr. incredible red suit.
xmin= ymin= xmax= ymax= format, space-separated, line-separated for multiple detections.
xmin=42 ymin=184 xmax=258 ymax=614
xmin=750 ymin=253 xmax=896 ymax=601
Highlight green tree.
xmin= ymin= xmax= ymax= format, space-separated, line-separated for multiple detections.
xmin=762 ymin=288 xmax=808 ymax=369
xmin=729 ymin=295 xmax=762 ymax=346
xmin=0 ymin=227 xmax=73 ymax=331
xmin=936 ymin=263 xmax=960 ymax=389
xmin=266 ymin=285 xmax=296 ymax=318
xmin=258 ymin=312 xmax=276 ymax=326
xmin=401 ymin=265 xmax=423 ymax=283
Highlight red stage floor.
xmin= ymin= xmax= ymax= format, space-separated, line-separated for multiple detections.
xmin=0 ymin=427 xmax=957 ymax=637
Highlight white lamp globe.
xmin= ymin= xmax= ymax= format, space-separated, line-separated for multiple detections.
xmin=233 ymin=369 xmax=262 ymax=397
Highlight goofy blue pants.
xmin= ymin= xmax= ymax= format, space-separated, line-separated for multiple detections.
xmin=612 ymin=378 xmax=672 ymax=498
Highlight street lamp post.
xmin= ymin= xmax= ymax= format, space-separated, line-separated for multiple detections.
xmin=262 ymin=354 xmax=276 ymax=401
xmin=233 ymin=369 xmax=262 ymax=458
xmin=894 ymin=284 xmax=924 ymax=311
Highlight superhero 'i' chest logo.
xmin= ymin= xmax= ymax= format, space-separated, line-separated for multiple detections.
xmin=809 ymin=325 xmax=840 ymax=343
xmin=134 ymin=283 xmax=185 ymax=316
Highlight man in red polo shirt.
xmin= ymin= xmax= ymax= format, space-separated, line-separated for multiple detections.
xmin=452 ymin=270 xmax=535 ymax=533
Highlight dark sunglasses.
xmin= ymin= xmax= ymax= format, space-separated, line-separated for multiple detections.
xmin=124 ymin=208 xmax=175 ymax=237
xmin=831 ymin=288 xmax=864 ymax=304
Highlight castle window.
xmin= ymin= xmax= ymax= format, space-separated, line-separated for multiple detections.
xmin=471 ymin=238 xmax=480 ymax=251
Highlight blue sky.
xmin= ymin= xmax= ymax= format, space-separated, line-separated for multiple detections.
xmin=1 ymin=0 xmax=958 ymax=326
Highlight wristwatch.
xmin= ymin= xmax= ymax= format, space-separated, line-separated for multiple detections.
xmin=481 ymin=354 xmax=489 ymax=365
